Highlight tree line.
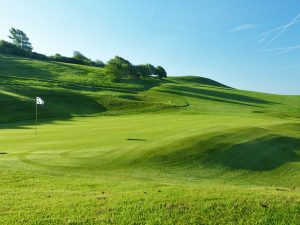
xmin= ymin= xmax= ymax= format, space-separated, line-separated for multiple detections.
xmin=0 ymin=28 xmax=167 ymax=81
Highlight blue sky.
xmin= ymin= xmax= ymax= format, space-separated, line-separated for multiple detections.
xmin=1 ymin=0 xmax=300 ymax=94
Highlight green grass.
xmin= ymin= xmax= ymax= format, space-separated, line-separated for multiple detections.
xmin=1 ymin=55 xmax=300 ymax=224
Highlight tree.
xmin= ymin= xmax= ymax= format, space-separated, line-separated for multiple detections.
xmin=146 ymin=64 xmax=156 ymax=75
xmin=73 ymin=50 xmax=104 ymax=67
xmin=105 ymin=56 xmax=138 ymax=81
xmin=156 ymin=66 xmax=167 ymax=79
xmin=73 ymin=51 xmax=88 ymax=61
xmin=8 ymin=28 xmax=32 ymax=52
xmin=105 ymin=58 xmax=124 ymax=82
xmin=135 ymin=64 xmax=151 ymax=77
xmin=0 ymin=40 xmax=23 ymax=55
xmin=73 ymin=50 xmax=92 ymax=65
xmin=135 ymin=64 xmax=158 ymax=77
xmin=95 ymin=59 xmax=105 ymax=67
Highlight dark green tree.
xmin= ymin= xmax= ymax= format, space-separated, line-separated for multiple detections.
xmin=73 ymin=51 xmax=88 ymax=61
xmin=105 ymin=56 xmax=138 ymax=81
xmin=105 ymin=58 xmax=124 ymax=82
xmin=0 ymin=40 xmax=23 ymax=55
xmin=73 ymin=51 xmax=105 ymax=67
xmin=135 ymin=64 xmax=151 ymax=77
xmin=8 ymin=28 xmax=33 ymax=52
xmin=95 ymin=59 xmax=105 ymax=67
xmin=146 ymin=64 xmax=156 ymax=75
xmin=73 ymin=50 xmax=92 ymax=65
xmin=156 ymin=66 xmax=167 ymax=79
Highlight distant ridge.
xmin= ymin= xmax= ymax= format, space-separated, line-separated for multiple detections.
xmin=173 ymin=76 xmax=230 ymax=88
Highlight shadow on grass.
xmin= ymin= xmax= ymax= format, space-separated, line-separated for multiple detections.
xmin=0 ymin=85 xmax=107 ymax=129
xmin=156 ymin=89 xmax=263 ymax=107
xmin=206 ymin=134 xmax=300 ymax=171
xmin=127 ymin=138 xmax=147 ymax=141
xmin=168 ymin=85 xmax=276 ymax=105
xmin=0 ymin=57 xmax=168 ymax=128
xmin=152 ymin=125 xmax=300 ymax=172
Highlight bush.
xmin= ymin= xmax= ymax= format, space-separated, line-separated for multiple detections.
xmin=29 ymin=52 xmax=48 ymax=60
xmin=49 ymin=53 xmax=85 ymax=65
xmin=0 ymin=40 xmax=24 ymax=56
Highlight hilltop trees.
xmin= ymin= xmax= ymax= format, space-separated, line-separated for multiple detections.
xmin=105 ymin=57 xmax=168 ymax=81
xmin=0 ymin=28 xmax=106 ymax=67
xmin=0 ymin=28 xmax=168 ymax=82
xmin=72 ymin=51 xmax=95 ymax=66
xmin=49 ymin=53 xmax=84 ymax=65
xmin=73 ymin=51 xmax=88 ymax=61
xmin=72 ymin=51 xmax=105 ymax=67
xmin=135 ymin=64 xmax=153 ymax=77
xmin=0 ymin=28 xmax=34 ymax=56
xmin=47 ymin=51 xmax=105 ymax=67
xmin=156 ymin=66 xmax=167 ymax=79
xmin=0 ymin=39 xmax=48 ymax=60
xmin=135 ymin=64 xmax=167 ymax=79
xmin=8 ymin=28 xmax=32 ymax=52
xmin=146 ymin=64 xmax=156 ymax=76
xmin=135 ymin=64 xmax=151 ymax=77
xmin=95 ymin=59 xmax=105 ymax=67
xmin=105 ymin=56 xmax=137 ymax=81
xmin=0 ymin=40 xmax=24 ymax=55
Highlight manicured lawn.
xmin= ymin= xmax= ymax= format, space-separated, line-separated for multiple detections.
xmin=1 ymin=55 xmax=300 ymax=224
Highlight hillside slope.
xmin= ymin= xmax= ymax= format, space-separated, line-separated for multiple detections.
xmin=1 ymin=55 xmax=299 ymax=124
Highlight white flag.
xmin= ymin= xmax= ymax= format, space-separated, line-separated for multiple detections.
xmin=36 ymin=97 xmax=44 ymax=105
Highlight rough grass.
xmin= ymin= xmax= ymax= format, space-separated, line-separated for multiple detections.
xmin=0 ymin=55 xmax=300 ymax=224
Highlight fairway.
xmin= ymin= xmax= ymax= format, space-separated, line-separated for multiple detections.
xmin=1 ymin=55 xmax=300 ymax=224
xmin=1 ymin=114 xmax=300 ymax=224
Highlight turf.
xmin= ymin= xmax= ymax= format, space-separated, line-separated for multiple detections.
xmin=1 ymin=55 xmax=300 ymax=224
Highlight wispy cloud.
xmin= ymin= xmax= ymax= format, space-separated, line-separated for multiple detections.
xmin=260 ymin=44 xmax=300 ymax=54
xmin=242 ymin=13 xmax=300 ymax=47
xmin=263 ymin=14 xmax=300 ymax=47
xmin=230 ymin=24 xmax=260 ymax=32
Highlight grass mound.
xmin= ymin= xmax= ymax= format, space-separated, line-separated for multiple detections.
xmin=170 ymin=75 xmax=230 ymax=88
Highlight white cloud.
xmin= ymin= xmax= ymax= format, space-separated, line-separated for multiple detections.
xmin=230 ymin=24 xmax=260 ymax=32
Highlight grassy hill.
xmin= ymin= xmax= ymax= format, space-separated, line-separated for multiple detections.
xmin=1 ymin=55 xmax=300 ymax=224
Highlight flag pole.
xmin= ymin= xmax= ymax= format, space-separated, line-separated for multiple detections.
xmin=35 ymin=97 xmax=44 ymax=136
xmin=35 ymin=98 xmax=37 ymax=136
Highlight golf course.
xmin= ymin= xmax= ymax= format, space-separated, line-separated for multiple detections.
xmin=1 ymin=55 xmax=300 ymax=224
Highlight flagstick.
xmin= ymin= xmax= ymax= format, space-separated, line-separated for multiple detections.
xmin=34 ymin=97 xmax=44 ymax=136
xmin=35 ymin=100 xmax=37 ymax=136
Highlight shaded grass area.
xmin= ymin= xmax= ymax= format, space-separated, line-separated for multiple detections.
xmin=167 ymin=85 xmax=276 ymax=105
xmin=152 ymin=125 xmax=300 ymax=172
xmin=210 ymin=134 xmax=300 ymax=171
xmin=0 ymin=85 xmax=106 ymax=124
xmin=157 ymin=88 xmax=264 ymax=107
